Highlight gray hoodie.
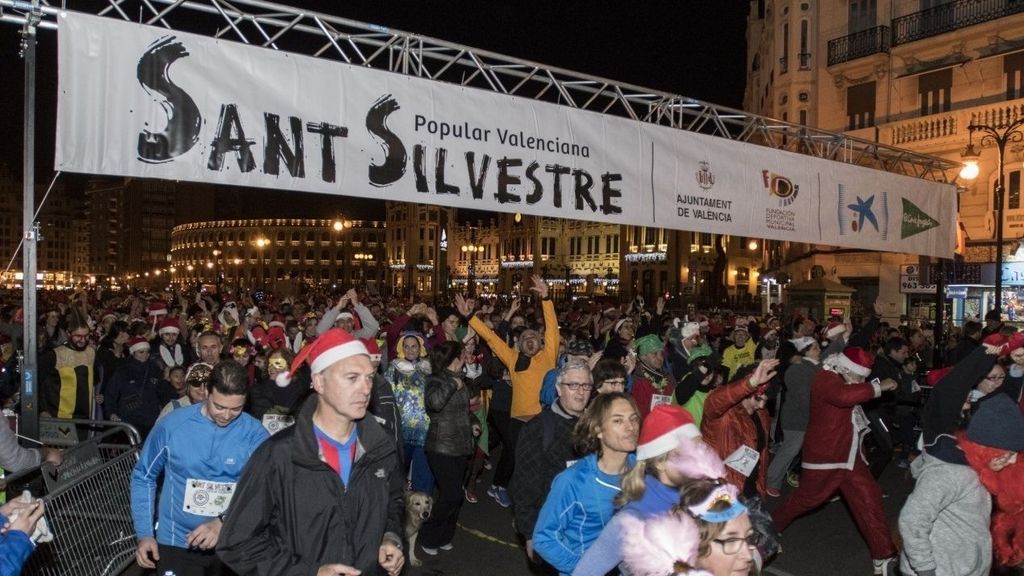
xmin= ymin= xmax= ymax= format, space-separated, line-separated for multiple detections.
xmin=898 ymin=451 xmax=991 ymax=576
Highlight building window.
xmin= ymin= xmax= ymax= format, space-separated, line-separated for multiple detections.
xmin=1009 ymin=170 xmax=1021 ymax=211
xmin=1005 ymin=52 xmax=1024 ymax=100
xmin=847 ymin=81 xmax=876 ymax=130
xmin=848 ymin=0 xmax=876 ymax=34
xmin=780 ymin=22 xmax=789 ymax=74
xmin=736 ymin=267 xmax=750 ymax=283
xmin=799 ymin=20 xmax=810 ymax=69
xmin=918 ymin=69 xmax=952 ymax=116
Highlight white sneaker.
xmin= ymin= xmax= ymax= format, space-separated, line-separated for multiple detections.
xmin=439 ymin=543 xmax=454 ymax=551
xmin=872 ymin=557 xmax=899 ymax=576
xmin=420 ymin=545 xmax=438 ymax=556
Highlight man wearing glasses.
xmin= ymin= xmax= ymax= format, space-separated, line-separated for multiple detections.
xmin=509 ymin=361 xmax=593 ymax=564
xmin=40 ymin=311 xmax=98 ymax=421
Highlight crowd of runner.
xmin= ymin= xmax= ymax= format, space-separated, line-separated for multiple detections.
xmin=0 ymin=278 xmax=1021 ymax=576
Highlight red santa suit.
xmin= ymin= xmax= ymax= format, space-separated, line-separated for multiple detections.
xmin=771 ymin=347 xmax=897 ymax=562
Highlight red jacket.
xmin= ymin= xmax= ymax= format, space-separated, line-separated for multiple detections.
xmin=701 ymin=375 xmax=770 ymax=497
xmin=802 ymin=370 xmax=881 ymax=471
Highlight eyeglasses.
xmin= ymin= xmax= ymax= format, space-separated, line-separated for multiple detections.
xmin=599 ymin=378 xmax=626 ymax=387
xmin=187 ymin=381 xmax=205 ymax=388
xmin=560 ymin=381 xmax=594 ymax=391
xmin=713 ymin=532 xmax=763 ymax=555
xmin=985 ymin=374 xmax=1006 ymax=381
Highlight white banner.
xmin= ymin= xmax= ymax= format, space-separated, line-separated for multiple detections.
xmin=55 ymin=12 xmax=957 ymax=257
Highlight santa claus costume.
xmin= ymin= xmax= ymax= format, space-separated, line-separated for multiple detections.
xmin=771 ymin=346 xmax=899 ymax=576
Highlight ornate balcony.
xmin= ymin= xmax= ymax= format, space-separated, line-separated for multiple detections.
xmin=827 ymin=26 xmax=890 ymax=67
xmin=892 ymin=0 xmax=1024 ymax=46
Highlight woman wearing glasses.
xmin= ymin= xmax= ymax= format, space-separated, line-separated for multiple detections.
xmin=618 ymin=476 xmax=762 ymax=576
xmin=533 ymin=392 xmax=640 ymax=575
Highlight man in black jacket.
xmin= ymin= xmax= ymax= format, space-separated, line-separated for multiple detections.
xmin=218 ymin=329 xmax=405 ymax=576
xmin=865 ymin=336 xmax=911 ymax=478
xmin=508 ymin=361 xmax=593 ymax=564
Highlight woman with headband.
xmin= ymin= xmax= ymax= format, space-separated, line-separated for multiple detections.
xmin=619 ymin=477 xmax=760 ymax=576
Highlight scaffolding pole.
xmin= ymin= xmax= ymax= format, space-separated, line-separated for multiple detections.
xmin=19 ymin=0 xmax=40 ymax=441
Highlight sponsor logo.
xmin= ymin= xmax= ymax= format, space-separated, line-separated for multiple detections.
xmin=837 ymin=185 xmax=888 ymax=240
xmin=696 ymin=161 xmax=715 ymax=191
xmin=900 ymin=198 xmax=940 ymax=239
xmin=762 ymin=170 xmax=799 ymax=206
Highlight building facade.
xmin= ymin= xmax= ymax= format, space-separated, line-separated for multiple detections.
xmin=745 ymin=0 xmax=1024 ymax=322
xmin=170 ymin=218 xmax=387 ymax=292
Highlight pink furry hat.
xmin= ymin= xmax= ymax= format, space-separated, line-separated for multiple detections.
xmin=667 ymin=439 xmax=727 ymax=481
xmin=620 ymin=512 xmax=710 ymax=576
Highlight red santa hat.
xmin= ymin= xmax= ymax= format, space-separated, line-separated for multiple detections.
xmin=636 ymin=405 xmax=700 ymax=461
xmin=832 ymin=346 xmax=874 ymax=377
xmin=101 ymin=309 xmax=118 ymax=322
xmin=128 ymin=336 xmax=150 ymax=355
xmin=276 ymin=328 xmax=369 ymax=387
xmin=268 ymin=315 xmax=286 ymax=330
xmin=820 ymin=320 xmax=846 ymax=342
xmin=148 ymin=301 xmax=168 ymax=317
xmin=363 ymin=338 xmax=382 ymax=363
xmin=157 ymin=317 xmax=180 ymax=336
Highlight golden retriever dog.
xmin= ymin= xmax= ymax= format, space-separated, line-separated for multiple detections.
xmin=405 ymin=491 xmax=434 ymax=566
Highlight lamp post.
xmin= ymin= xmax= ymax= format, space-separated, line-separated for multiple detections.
xmin=255 ymin=237 xmax=269 ymax=288
xmin=462 ymin=228 xmax=484 ymax=297
xmin=960 ymin=117 xmax=1024 ymax=317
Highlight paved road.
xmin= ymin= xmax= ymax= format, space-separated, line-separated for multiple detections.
xmin=115 ymin=448 xmax=918 ymax=576
xmin=405 ymin=452 xmax=920 ymax=576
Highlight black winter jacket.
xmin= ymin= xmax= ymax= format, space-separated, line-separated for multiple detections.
xmin=424 ymin=369 xmax=475 ymax=457
xmin=508 ymin=402 xmax=578 ymax=537
xmin=217 ymin=395 xmax=404 ymax=575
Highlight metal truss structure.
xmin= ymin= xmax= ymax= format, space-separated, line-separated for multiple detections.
xmin=1 ymin=0 xmax=963 ymax=184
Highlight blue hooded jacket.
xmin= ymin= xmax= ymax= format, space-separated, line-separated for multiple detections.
xmin=532 ymin=452 xmax=636 ymax=575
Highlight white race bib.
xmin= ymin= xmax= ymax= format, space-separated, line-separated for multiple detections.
xmin=183 ymin=479 xmax=236 ymax=517
xmin=724 ymin=445 xmax=760 ymax=478
xmin=650 ymin=394 xmax=673 ymax=409
xmin=262 ymin=414 xmax=296 ymax=435
xmin=852 ymin=406 xmax=870 ymax=433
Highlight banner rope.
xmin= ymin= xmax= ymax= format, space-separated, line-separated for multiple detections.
xmin=3 ymin=170 xmax=62 ymax=279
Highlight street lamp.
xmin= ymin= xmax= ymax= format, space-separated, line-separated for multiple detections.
xmin=255 ymin=237 xmax=269 ymax=288
xmin=354 ymin=252 xmax=373 ymax=284
xmin=462 ymin=231 xmax=484 ymax=297
xmin=960 ymin=116 xmax=1024 ymax=317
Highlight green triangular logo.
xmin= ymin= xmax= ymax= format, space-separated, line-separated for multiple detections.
xmin=901 ymin=198 xmax=940 ymax=239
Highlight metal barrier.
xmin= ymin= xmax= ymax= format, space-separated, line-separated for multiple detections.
xmin=8 ymin=419 xmax=141 ymax=576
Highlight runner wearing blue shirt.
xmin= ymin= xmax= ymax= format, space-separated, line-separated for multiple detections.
xmin=131 ymin=361 xmax=268 ymax=575
xmin=533 ymin=393 xmax=640 ymax=575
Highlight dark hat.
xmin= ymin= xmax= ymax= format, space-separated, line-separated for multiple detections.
xmin=966 ymin=394 xmax=1024 ymax=451
xmin=985 ymin=309 xmax=1002 ymax=321
xmin=567 ymin=339 xmax=594 ymax=356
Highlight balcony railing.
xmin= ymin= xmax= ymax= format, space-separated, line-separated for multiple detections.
xmin=827 ymin=26 xmax=891 ymax=66
xmin=798 ymin=52 xmax=812 ymax=70
xmin=893 ymin=0 xmax=1024 ymax=46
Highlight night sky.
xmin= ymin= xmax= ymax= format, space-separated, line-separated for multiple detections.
xmin=0 ymin=1 xmax=749 ymax=216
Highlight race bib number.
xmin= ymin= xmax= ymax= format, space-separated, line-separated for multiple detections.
xmin=852 ymin=406 xmax=870 ymax=433
xmin=651 ymin=394 xmax=673 ymax=409
xmin=724 ymin=445 xmax=760 ymax=478
xmin=183 ymin=479 xmax=235 ymax=517
xmin=262 ymin=414 xmax=296 ymax=435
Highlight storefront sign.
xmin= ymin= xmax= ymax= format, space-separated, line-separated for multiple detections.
xmin=900 ymin=264 xmax=937 ymax=294
xmin=56 ymin=12 xmax=957 ymax=258
xmin=946 ymin=286 xmax=968 ymax=298
xmin=1002 ymin=262 xmax=1024 ymax=285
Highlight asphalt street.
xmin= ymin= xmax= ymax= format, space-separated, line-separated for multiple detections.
xmin=404 ymin=451 xmax=920 ymax=576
